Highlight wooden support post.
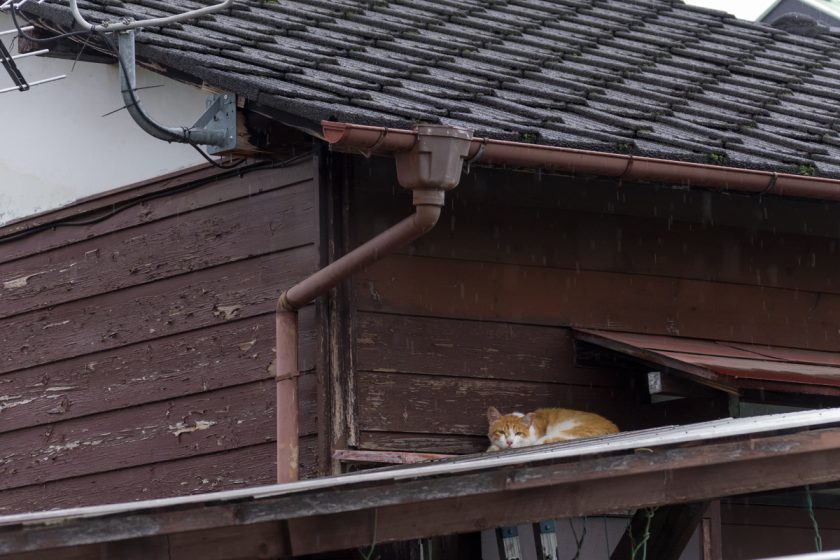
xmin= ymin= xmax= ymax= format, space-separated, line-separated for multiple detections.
xmin=532 ymin=520 xmax=558 ymax=560
xmin=702 ymin=501 xmax=723 ymax=560
xmin=497 ymin=526 xmax=523 ymax=560
xmin=610 ymin=502 xmax=709 ymax=560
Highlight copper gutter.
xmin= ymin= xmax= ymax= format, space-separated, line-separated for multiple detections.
xmin=322 ymin=122 xmax=840 ymax=201
xmin=275 ymin=124 xmax=472 ymax=482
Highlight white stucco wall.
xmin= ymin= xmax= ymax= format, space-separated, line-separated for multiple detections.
xmin=0 ymin=13 xmax=208 ymax=225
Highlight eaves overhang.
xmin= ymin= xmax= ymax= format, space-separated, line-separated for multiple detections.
xmin=323 ymin=121 xmax=840 ymax=203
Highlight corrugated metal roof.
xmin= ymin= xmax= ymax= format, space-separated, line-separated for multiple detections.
xmin=3 ymin=406 xmax=840 ymax=527
xmin=576 ymin=328 xmax=840 ymax=395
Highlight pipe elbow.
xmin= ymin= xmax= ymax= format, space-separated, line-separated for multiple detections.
xmin=277 ymin=291 xmax=299 ymax=313
xmin=412 ymin=203 xmax=442 ymax=235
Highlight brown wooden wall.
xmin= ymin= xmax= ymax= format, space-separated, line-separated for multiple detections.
xmin=0 ymin=159 xmax=320 ymax=514
xmin=722 ymin=503 xmax=840 ymax=559
xmin=345 ymin=157 xmax=840 ymax=455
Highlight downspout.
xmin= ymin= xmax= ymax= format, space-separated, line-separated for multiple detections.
xmin=323 ymin=122 xmax=840 ymax=202
xmin=275 ymin=125 xmax=472 ymax=482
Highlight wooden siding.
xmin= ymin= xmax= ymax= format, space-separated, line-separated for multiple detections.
xmin=0 ymin=160 xmax=320 ymax=513
xmin=347 ymin=159 xmax=839 ymax=454
xmin=722 ymin=503 xmax=840 ymax=559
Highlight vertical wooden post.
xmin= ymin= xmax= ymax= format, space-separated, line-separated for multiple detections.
xmin=702 ymin=501 xmax=723 ymax=560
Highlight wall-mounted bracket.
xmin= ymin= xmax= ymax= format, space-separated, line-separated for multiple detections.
xmin=116 ymin=30 xmax=235 ymax=150
xmin=197 ymin=93 xmax=237 ymax=154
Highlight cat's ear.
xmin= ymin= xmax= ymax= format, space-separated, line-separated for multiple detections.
xmin=487 ymin=406 xmax=501 ymax=423
xmin=524 ymin=412 xmax=536 ymax=425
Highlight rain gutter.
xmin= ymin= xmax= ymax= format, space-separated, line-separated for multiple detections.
xmin=322 ymin=122 xmax=840 ymax=201
xmin=275 ymin=124 xmax=472 ymax=482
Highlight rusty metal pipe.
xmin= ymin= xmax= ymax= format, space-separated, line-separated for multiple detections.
xmin=322 ymin=121 xmax=840 ymax=202
xmin=282 ymin=203 xmax=441 ymax=312
xmin=275 ymin=309 xmax=299 ymax=483
xmin=275 ymin=204 xmax=441 ymax=483
xmin=275 ymin=125 xmax=472 ymax=483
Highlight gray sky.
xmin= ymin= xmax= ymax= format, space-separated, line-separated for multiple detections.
xmin=683 ymin=0 xmax=774 ymax=20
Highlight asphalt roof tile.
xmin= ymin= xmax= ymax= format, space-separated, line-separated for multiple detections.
xmin=25 ymin=0 xmax=840 ymax=178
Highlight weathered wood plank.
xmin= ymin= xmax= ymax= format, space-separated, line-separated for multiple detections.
xmin=357 ymin=431 xmax=487 ymax=454
xmin=721 ymin=502 xmax=840 ymax=530
xmin=354 ymin=254 xmax=840 ymax=352
xmin=353 ymin=157 xmax=840 ymax=242
xmin=6 ymin=427 xmax=840 ymax=558
xmin=333 ymin=449 xmax=452 ymax=465
xmin=0 ymin=161 xmax=314 ymax=265
xmin=0 ymin=309 xmax=315 ymax=434
xmin=0 ymin=377 xmax=316 ymax=492
xmin=0 ymin=521 xmax=290 ymax=560
xmin=356 ymin=192 xmax=840 ymax=297
xmin=284 ymin=428 xmax=840 ymax=555
xmin=0 ymin=443 xmax=276 ymax=514
xmin=721 ymin=524 xmax=840 ymax=560
xmin=0 ymin=435 xmax=318 ymax=515
xmin=355 ymin=371 xmax=626 ymax=436
xmin=0 ymin=246 xmax=318 ymax=377
xmin=0 ymin=180 xmax=316 ymax=318
xmin=355 ymin=313 xmax=623 ymax=385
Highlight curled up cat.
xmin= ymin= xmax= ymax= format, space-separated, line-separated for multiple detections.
xmin=486 ymin=406 xmax=619 ymax=451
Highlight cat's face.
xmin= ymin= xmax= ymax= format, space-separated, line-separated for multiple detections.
xmin=487 ymin=406 xmax=531 ymax=449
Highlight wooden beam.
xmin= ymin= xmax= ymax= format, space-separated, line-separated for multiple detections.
xmin=284 ymin=429 xmax=840 ymax=555
xmin=609 ymin=502 xmax=708 ymax=560
xmin=333 ymin=449 xmax=454 ymax=465
xmin=702 ymin=501 xmax=722 ymax=560
xmin=6 ymin=428 xmax=840 ymax=558
xmin=0 ymin=522 xmax=289 ymax=560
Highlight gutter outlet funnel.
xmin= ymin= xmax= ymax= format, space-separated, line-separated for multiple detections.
xmin=396 ymin=125 xmax=472 ymax=205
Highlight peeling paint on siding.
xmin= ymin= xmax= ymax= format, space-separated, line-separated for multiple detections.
xmin=169 ymin=420 xmax=217 ymax=437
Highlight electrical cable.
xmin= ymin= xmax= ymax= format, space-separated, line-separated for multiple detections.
xmin=8 ymin=3 xmax=94 ymax=44
xmin=805 ymin=485 xmax=824 ymax=553
xmin=569 ymin=517 xmax=588 ymax=560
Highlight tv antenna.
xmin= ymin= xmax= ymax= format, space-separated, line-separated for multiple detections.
xmin=0 ymin=0 xmax=66 ymax=94
xmin=56 ymin=0 xmax=237 ymax=154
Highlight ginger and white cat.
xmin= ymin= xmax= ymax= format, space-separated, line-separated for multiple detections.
xmin=486 ymin=406 xmax=619 ymax=451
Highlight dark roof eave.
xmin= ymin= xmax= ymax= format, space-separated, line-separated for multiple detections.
xmin=323 ymin=121 xmax=840 ymax=202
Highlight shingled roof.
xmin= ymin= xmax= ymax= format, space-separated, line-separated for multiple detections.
xmin=22 ymin=0 xmax=840 ymax=177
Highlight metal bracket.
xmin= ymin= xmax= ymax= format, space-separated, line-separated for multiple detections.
xmin=197 ymin=93 xmax=237 ymax=154
xmin=116 ymin=30 xmax=235 ymax=150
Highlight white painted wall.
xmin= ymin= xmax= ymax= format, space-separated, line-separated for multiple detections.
xmin=0 ymin=13 xmax=207 ymax=225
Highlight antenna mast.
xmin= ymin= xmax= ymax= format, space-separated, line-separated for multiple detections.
xmin=67 ymin=0 xmax=238 ymax=153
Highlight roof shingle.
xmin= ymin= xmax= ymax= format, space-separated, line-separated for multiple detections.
xmin=23 ymin=0 xmax=840 ymax=176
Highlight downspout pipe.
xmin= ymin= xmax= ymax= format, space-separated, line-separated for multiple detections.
xmin=322 ymin=122 xmax=840 ymax=202
xmin=275 ymin=125 xmax=473 ymax=483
